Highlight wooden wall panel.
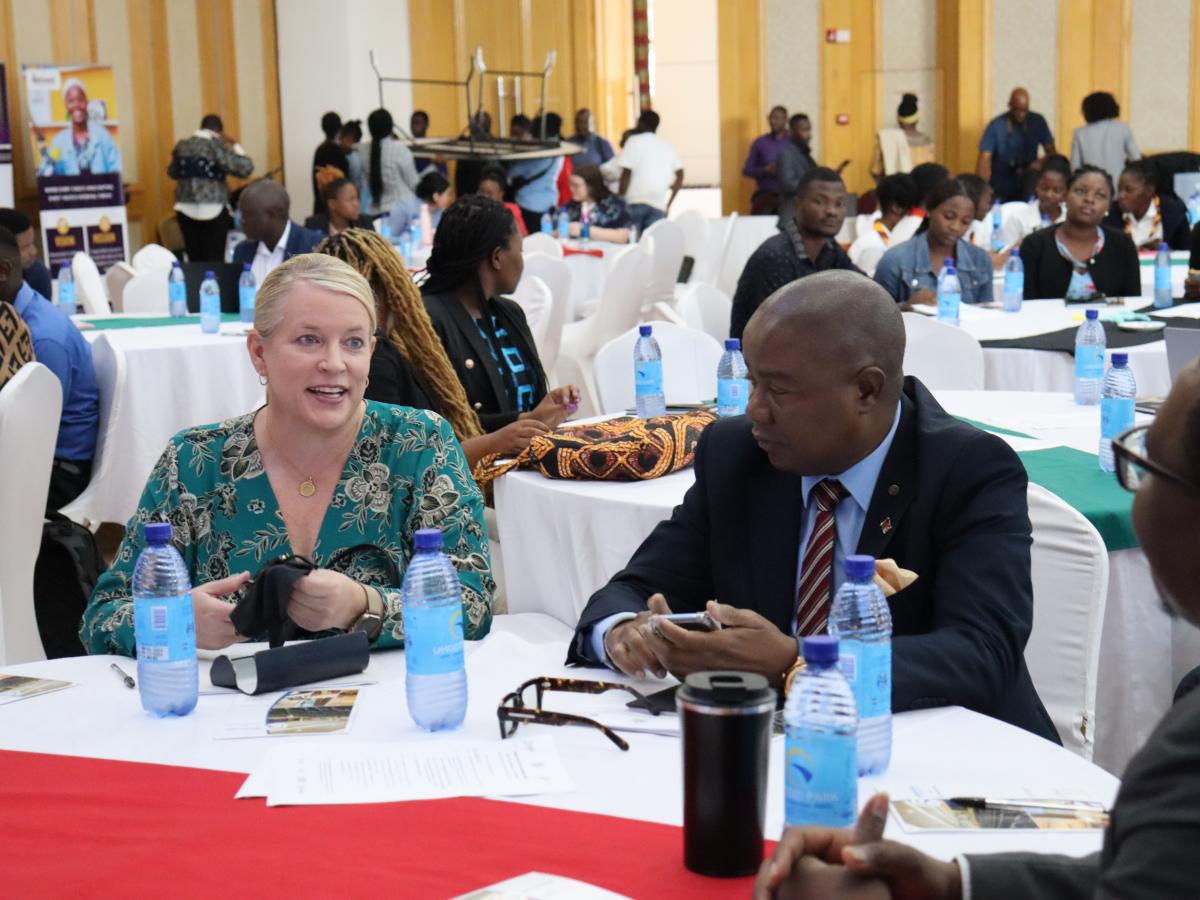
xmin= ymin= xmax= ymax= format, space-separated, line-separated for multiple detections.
xmin=938 ymin=0 xmax=991 ymax=174
xmin=1056 ymin=0 xmax=1132 ymax=145
xmin=1192 ymin=0 xmax=1200 ymax=150
xmin=717 ymin=0 xmax=762 ymax=215
xmin=820 ymin=0 xmax=880 ymax=195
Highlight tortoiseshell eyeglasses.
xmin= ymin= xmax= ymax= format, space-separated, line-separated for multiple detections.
xmin=496 ymin=676 xmax=655 ymax=752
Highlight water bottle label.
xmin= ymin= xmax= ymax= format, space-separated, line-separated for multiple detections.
xmin=1075 ymin=345 xmax=1104 ymax=381
xmin=785 ymin=730 xmax=858 ymax=826
xmin=405 ymin=602 xmax=465 ymax=675
xmin=134 ymin=593 xmax=195 ymax=663
xmin=1003 ymin=272 xmax=1024 ymax=295
xmin=635 ymin=359 xmax=663 ymax=396
xmin=1101 ymin=396 xmax=1135 ymax=440
xmin=838 ymin=639 xmax=891 ymax=719
xmin=717 ymin=378 xmax=749 ymax=414
xmin=1156 ymin=266 xmax=1171 ymax=292
xmin=937 ymin=291 xmax=961 ymax=322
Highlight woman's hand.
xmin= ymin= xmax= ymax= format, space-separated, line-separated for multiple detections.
xmin=192 ymin=571 xmax=250 ymax=650
xmin=288 ymin=569 xmax=366 ymax=632
xmin=568 ymin=221 xmax=583 ymax=238
xmin=523 ymin=385 xmax=581 ymax=429
xmin=489 ymin=418 xmax=550 ymax=455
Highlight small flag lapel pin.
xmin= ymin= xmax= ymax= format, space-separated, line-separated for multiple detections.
xmin=880 ymin=517 xmax=893 ymax=535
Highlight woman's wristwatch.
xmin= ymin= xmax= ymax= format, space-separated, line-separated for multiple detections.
xmin=351 ymin=584 xmax=384 ymax=642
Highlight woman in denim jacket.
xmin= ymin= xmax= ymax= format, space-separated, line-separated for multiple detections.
xmin=874 ymin=177 xmax=994 ymax=306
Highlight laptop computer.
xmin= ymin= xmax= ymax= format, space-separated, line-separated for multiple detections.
xmin=1137 ymin=327 xmax=1200 ymax=413
xmin=180 ymin=261 xmax=244 ymax=314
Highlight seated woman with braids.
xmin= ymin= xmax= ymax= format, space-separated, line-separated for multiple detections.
xmin=319 ymin=227 xmax=548 ymax=467
xmin=420 ymin=195 xmax=580 ymax=436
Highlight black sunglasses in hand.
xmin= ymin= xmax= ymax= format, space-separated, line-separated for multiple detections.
xmin=497 ymin=676 xmax=655 ymax=752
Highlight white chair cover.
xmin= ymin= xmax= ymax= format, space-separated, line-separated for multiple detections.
xmin=673 ymin=209 xmax=711 ymax=284
xmin=61 ymin=337 xmax=125 ymax=529
xmin=640 ymin=218 xmax=686 ymax=310
xmin=130 ymin=243 xmax=178 ymax=273
xmin=677 ymin=282 xmax=732 ymax=343
xmin=1025 ymin=483 xmax=1110 ymax=760
xmin=520 ymin=253 xmax=571 ymax=377
xmin=71 ymin=252 xmax=110 ymax=316
xmin=103 ymin=261 xmax=138 ymax=313
xmin=508 ymin=274 xmax=552 ymax=350
xmin=521 ymin=232 xmax=563 ymax=258
xmin=120 ymin=266 xmax=171 ymax=315
xmin=592 ymin=320 xmax=723 ymax=414
xmin=902 ymin=312 xmax=985 ymax=390
xmin=0 ymin=363 xmax=62 ymax=664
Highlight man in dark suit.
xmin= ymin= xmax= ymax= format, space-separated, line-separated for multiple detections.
xmin=232 ymin=180 xmax=323 ymax=281
xmin=754 ymin=359 xmax=1200 ymax=900
xmin=570 ymin=270 xmax=1055 ymax=740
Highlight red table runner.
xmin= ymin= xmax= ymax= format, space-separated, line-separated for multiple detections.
xmin=0 ymin=750 xmax=763 ymax=897
xmin=562 ymin=247 xmax=604 ymax=259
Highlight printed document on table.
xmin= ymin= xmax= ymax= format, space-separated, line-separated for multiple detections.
xmin=453 ymin=871 xmax=630 ymax=900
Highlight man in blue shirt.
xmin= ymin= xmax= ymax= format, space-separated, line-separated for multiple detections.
xmin=506 ymin=151 xmax=564 ymax=236
xmin=977 ymin=88 xmax=1057 ymax=202
xmin=0 ymin=208 xmax=54 ymax=301
xmin=567 ymin=108 xmax=615 ymax=168
xmin=0 ymin=226 xmax=99 ymax=510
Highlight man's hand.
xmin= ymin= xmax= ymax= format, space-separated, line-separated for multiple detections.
xmin=604 ymin=594 xmax=672 ymax=679
xmin=642 ymin=600 xmax=797 ymax=685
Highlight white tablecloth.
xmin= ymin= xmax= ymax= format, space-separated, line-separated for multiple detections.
xmin=495 ymin=391 xmax=1199 ymax=775
xmin=68 ymin=318 xmax=263 ymax=524
xmin=0 ymin=614 xmax=1117 ymax=860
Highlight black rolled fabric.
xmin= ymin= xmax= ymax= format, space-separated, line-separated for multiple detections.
xmin=210 ymin=632 xmax=370 ymax=695
xmin=229 ymin=555 xmax=316 ymax=648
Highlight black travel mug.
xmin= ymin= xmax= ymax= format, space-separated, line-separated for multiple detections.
xmin=677 ymin=671 xmax=776 ymax=877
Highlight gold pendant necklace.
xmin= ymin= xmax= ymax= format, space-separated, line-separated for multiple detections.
xmin=298 ymin=477 xmax=316 ymax=498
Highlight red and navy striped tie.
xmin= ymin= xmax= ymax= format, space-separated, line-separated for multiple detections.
xmin=794 ymin=479 xmax=847 ymax=636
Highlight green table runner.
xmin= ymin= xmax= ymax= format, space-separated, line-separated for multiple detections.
xmin=83 ymin=313 xmax=240 ymax=331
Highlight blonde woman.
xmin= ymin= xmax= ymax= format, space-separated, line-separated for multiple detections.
xmin=81 ymin=254 xmax=494 ymax=656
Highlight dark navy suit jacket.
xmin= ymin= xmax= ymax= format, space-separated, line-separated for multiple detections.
xmin=231 ymin=221 xmax=323 ymax=268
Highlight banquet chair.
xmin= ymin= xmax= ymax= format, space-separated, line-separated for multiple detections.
xmin=120 ymin=266 xmax=171 ymax=315
xmin=0 ymin=363 xmax=62 ymax=665
xmin=555 ymin=242 xmax=651 ymax=416
xmin=1024 ymin=483 xmax=1110 ymax=760
xmin=712 ymin=211 xmax=741 ymax=297
xmin=61 ymin=337 xmax=124 ymax=530
xmin=673 ymin=209 xmax=712 ymax=285
xmin=508 ymin=274 xmax=552 ymax=351
xmin=592 ymin=320 xmax=723 ymax=414
xmin=901 ymin=312 xmax=985 ymax=390
xmin=640 ymin=218 xmax=686 ymax=311
xmin=677 ymin=282 xmax=733 ymax=343
xmin=131 ymin=243 xmax=178 ymax=273
xmin=519 ymin=253 xmax=571 ymax=375
xmin=72 ymin=252 xmax=111 ymax=316
xmin=521 ymin=232 xmax=563 ymax=257
xmin=103 ymin=261 xmax=138 ymax=312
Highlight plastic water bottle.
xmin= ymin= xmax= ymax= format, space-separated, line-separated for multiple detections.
xmin=403 ymin=527 xmax=468 ymax=731
xmin=168 ymin=262 xmax=187 ymax=318
xmin=828 ymin=554 xmax=892 ymax=776
xmin=1099 ymin=352 xmax=1136 ymax=473
xmin=199 ymin=270 xmax=220 ymax=334
xmin=132 ymin=522 xmax=197 ymax=718
xmin=557 ymin=208 xmax=570 ymax=240
xmin=1188 ymin=187 xmax=1200 ymax=226
xmin=238 ymin=264 xmax=256 ymax=324
xmin=1074 ymin=308 xmax=1106 ymax=405
xmin=783 ymin=635 xmax=858 ymax=827
xmin=58 ymin=263 xmax=76 ymax=315
xmin=1002 ymin=248 xmax=1024 ymax=313
xmin=633 ymin=324 xmax=666 ymax=418
xmin=398 ymin=226 xmax=413 ymax=267
xmin=989 ymin=201 xmax=1004 ymax=252
xmin=381 ymin=212 xmax=396 ymax=246
xmin=409 ymin=215 xmax=422 ymax=248
xmin=540 ymin=211 xmax=554 ymax=235
xmin=936 ymin=259 xmax=961 ymax=326
xmin=580 ymin=215 xmax=591 ymax=248
xmin=716 ymin=338 xmax=749 ymax=416
xmin=629 ymin=223 xmax=639 ymax=244
xmin=1154 ymin=242 xmax=1172 ymax=310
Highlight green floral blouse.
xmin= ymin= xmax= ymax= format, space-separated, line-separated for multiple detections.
xmin=81 ymin=401 xmax=494 ymax=656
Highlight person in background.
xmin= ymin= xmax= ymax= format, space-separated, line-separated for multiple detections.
xmin=310 ymin=111 xmax=348 ymax=217
xmin=39 ymin=78 xmax=121 ymax=176
xmin=362 ymin=108 xmax=420 ymax=223
xmin=509 ymin=114 xmax=532 ymax=142
xmin=891 ymin=162 xmax=950 ymax=244
xmin=613 ymin=110 xmax=684 ymax=233
xmin=233 ymin=181 xmax=324 ymax=283
xmin=80 ymin=253 xmax=495 ymax=656
xmin=731 ymin=167 xmax=860 ymax=339
xmin=1105 ymin=158 xmax=1191 ymax=251
xmin=848 ymin=173 xmax=917 ymax=278
xmin=0 ymin=208 xmax=53 ymax=301
xmin=529 ymin=112 xmax=574 ymax=208
xmin=977 ymin=88 xmax=1057 ymax=203
xmin=874 ymin=176 xmax=994 ymax=306
xmin=421 ymin=195 xmax=580 ymax=433
xmin=1071 ymin=91 xmax=1140 ymax=185
xmin=562 ymin=164 xmax=633 ymax=244
xmin=754 ymin=359 xmax=1200 ymax=900
xmin=776 ymin=113 xmax=817 ymax=229
xmin=1019 ymin=165 xmax=1140 ymax=300
xmin=454 ymin=110 xmax=493 ymax=198
xmin=409 ymin=110 xmax=447 ymax=179
xmin=416 ymin=171 xmax=453 ymax=231
xmin=304 ymin=177 xmax=374 ymax=237
xmin=1000 ymin=153 xmax=1070 ymax=250
xmin=955 ymin=172 xmax=1001 ymax=263
xmin=870 ymin=93 xmax=936 ymax=179
xmin=167 ymin=114 xmax=255 ymax=262
xmin=742 ymin=105 xmax=790 ymax=216
xmin=568 ymin=108 xmax=615 ymax=168
xmin=0 ymin=301 xmax=33 ymax=392
xmin=1186 ymin=222 xmax=1200 ymax=299
xmin=337 ymin=119 xmax=365 ymax=200
xmin=0 ymin=226 xmax=98 ymax=510
xmin=320 ymin=228 xmax=550 ymax=468
xmin=476 ymin=168 xmax=527 ymax=237
xmin=505 ymin=120 xmax=564 ymax=235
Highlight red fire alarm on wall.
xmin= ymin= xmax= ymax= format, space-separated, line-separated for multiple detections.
xmin=836 ymin=113 xmax=850 ymax=125
xmin=825 ymin=28 xmax=851 ymax=43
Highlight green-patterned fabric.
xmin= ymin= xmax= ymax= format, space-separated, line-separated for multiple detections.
xmin=83 ymin=313 xmax=240 ymax=330
xmin=80 ymin=401 xmax=494 ymax=656
xmin=1014 ymin=446 xmax=1137 ymax=551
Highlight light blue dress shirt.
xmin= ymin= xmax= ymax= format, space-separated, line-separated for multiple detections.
xmin=507 ymin=156 xmax=564 ymax=214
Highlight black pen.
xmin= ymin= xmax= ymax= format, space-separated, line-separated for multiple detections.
xmin=949 ymin=797 xmax=1106 ymax=816
xmin=109 ymin=663 xmax=135 ymax=690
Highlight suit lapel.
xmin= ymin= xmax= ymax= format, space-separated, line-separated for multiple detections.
xmin=748 ymin=463 xmax=805 ymax=633
xmin=858 ymin=392 xmax=917 ymax=559
xmin=441 ymin=291 xmax=510 ymax=405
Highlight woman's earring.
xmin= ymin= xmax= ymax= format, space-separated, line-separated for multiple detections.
xmin=258 ymin=374 xmax=268 ymax=386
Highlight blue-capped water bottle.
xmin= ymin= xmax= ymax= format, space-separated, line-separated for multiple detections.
xmin=398 ymin=224 xmax=413 ymax=267
xmin=58 ymin=262 xmax=76 ymax=315
xmin=238 ymin=264 xmax=256 ymax=324
xmin=1188 ymin=187 xmax=1200 ymax=226
xmin=540 ymin=211 xmax=554 ymax=235
xmin=1154 ymin=242 xmax=1172 ymax=310
xmin=634 ymin=324 xmax=666 ymax=418
xmin=989 ymin=200 xmax=1004 ymax=252
xmin=717 ymin=338 xmax=749 ymax=417
xmin=1002 ymin=247 xmax=1023 ymax=313
xmin=580 ymin=214 xmax=591 ymax=248
xmin=557 ymin=208 xmax=570 ymax=240
xmin=132 ymin=522 xmax=197 ymax=717
xmin=784 ymin=635 xmax=858 ymax=827
xmin=828 ymin=554 xmax=892 ymax=775
xmin=936 ymin=258 xmax=961 ymax=326
xmin=199 ymin=270 xmax=221 ymax=334
xmin=1099 ymin=352 xmax=1136 ymax=473
xmin=403 ymin=527 xmax=468 ymax=731
xmin=410 ymin=215 xmax=422 ymax=248
xmin=1074 ymin=308 xmax=1106 ymax=405
xmin=168 ymin=261 xmax=187 ymax=317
